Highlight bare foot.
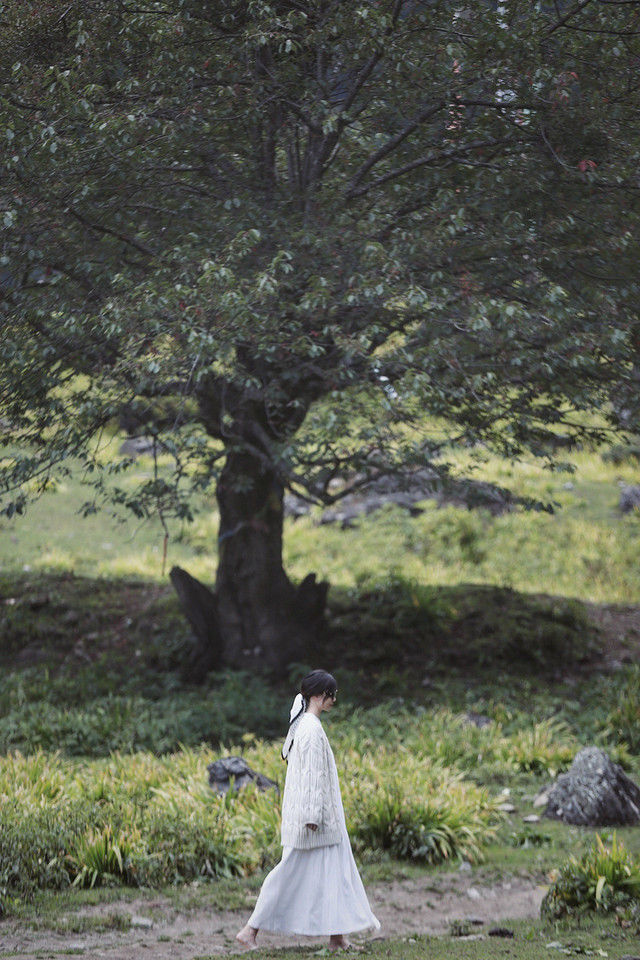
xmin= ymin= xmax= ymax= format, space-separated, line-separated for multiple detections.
xmin=235 ymin=924 xmax=259 ymax=950
xmin=329 ymin=935 xmax=362 ymax=952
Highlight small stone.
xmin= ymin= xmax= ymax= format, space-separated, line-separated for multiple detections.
xmin=533 ymin=789 xmax=550 ymax=808
xmin=562 ymin=482 xmax=574 ymax=490
xmin=498 ymin=803 xmax=517 ymax=813
xmin=620 ymin=484 xmax=640 ymax=514
xmin=522 ymin=814 xmax=540 ymax=823
xmin=489 ymin=928 xmax=514 ymax=938
xmin=466 ymin=887 xmax=481 ymax=901
xmin=130 ymin=916 xmax=154 ymax=929
xmin=459 ymin=860 xmax=472 ymax=873
xmin=464 ymin=712 xmax=491 ymax=728
xmin=119 ymin=436 xmax=156 ymax=458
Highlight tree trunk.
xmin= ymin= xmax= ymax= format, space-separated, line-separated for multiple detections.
xmin=215 ymin=449 xmax=328 ymax=672
xmin=170 ymin=448 xmax=328 ymax=676
xmin=169 ymin=565 xmax=223 ymax=681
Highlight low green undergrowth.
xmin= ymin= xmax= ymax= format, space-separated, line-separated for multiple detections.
xmin=0 ymin=718 xmax=503 ymax=907
xmin=604 ymin=666 xmax=640 ymax=754
xmin=0 ymin=668 xmax=287 ymax=756
xmin=5 ymin=700 xmax=636 ymax=911
xmin=542 ymin=833 xmax=640 ymax=920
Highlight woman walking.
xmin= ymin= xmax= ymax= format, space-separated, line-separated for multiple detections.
xmin=236 ymin=669 xmax=380 ymax=951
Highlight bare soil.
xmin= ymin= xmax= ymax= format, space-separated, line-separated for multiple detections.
xmin=0 ymin=871 xmax=546 ymax=960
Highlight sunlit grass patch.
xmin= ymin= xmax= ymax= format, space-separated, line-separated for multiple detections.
xmin=1 ymin=435 xmax=639 ymax=601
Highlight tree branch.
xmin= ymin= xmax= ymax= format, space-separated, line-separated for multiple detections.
xmin=346 ymin=137 xmax=514 ymax=200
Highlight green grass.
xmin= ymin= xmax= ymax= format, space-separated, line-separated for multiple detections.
xmin=1 ymin=442 xmax=639 ymax=601
xmin=2 ymin=699 xmax=640 ymax=910
xmin=1 ymin=434 xmax=640 ymax=941
xmin=234 ymin=918 xmax=640 ymax=960
xmin=0 ymin=717 xmax=501 ymax=903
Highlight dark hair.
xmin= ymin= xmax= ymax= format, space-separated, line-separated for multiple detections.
xmin=301 ymin=668 xmax=337 ymax=701
xmin=289 ymin=669 xmax=337 ymax=726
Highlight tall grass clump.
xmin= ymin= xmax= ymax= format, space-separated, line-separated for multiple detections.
xmin=542 ymin=834 xmax=640 ymax=920
xmin=351 ymin=781 xmax=495 ymax=864
xmin=500 ymin=719 xmax=575 ymax=777
xmin=68 ymin=825 xmax=143 ymax=889
xmin=344 ymin=748 xmax=500 ymax=864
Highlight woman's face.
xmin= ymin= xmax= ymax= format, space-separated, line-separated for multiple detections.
xmin=320 ymin=690 xmax=337 ymax=712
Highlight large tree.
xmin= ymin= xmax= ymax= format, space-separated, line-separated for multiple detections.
xmin=1 ymin=0 xmax=638 ymax=673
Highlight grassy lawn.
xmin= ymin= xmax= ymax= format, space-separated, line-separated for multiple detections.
xmin=1 ymin=441 xmax=638 ymax=602
xmin=1 ymin=436 xmax=640 ymax=955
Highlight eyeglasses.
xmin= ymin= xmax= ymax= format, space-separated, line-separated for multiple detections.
xmin=326 ymin=691 xmax=337 ymax=702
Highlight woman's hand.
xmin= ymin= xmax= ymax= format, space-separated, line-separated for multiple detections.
xmin=305 ymin=823 xmax=318 ymax=832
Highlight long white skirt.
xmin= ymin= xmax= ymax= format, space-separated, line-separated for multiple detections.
xmin=248 ymin=826 xmax=380 ymax=936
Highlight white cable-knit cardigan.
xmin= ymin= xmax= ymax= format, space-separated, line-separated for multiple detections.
xmin=280 ymin=713 xmax=343 ymax=850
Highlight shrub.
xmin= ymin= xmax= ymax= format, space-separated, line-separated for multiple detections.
xmin=601 ymin=443 xmax=640 ymax=466
xmin=541 ymin=834 xmax=640 ymax=920
xmin=350 ymin=775 xmax=497 ymax=865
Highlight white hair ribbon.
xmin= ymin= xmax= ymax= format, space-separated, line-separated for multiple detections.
xmin=289 ymin=693 xmax=305 ymax=723
xmin=282 ymin=693 xmax=306 ymax=760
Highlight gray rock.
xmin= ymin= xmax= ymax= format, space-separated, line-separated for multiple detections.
xmin=130 ymin=915 xmax=153 ymax=929
xmin=620 ymin=484 xmax=640 ymax=514
xmin=543 ymin=747 xmax=640 ymax=826
xmin=207 ymin=756 xmax=279 ymax=796
xmin=522 ymin=814 xmax=540 ymax=823
xmin=119 ymin=436 xmax=156 ymax=458
xmin=464 ymin=712 xmax=492 ymax=729
xmin=284 ymin=493 xmax=310 ymax=519
xmin=284 ymin=468 xmax=515 ymax=527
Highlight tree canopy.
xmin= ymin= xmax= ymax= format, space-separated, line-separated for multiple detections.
xmin=1 ymin=0 xmax=639 ymax=670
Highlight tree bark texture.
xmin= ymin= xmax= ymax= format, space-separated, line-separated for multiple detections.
xmin=215 ymin=449 xmax=328 ymax=671
xmin=169 ymin=565 xmax=223 ymax=680
xmin=171 ymin=449 xmax=328 ymax=676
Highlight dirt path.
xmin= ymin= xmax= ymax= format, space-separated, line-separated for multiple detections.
xmin=0 ymin=872 xmax=546 ymax=960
